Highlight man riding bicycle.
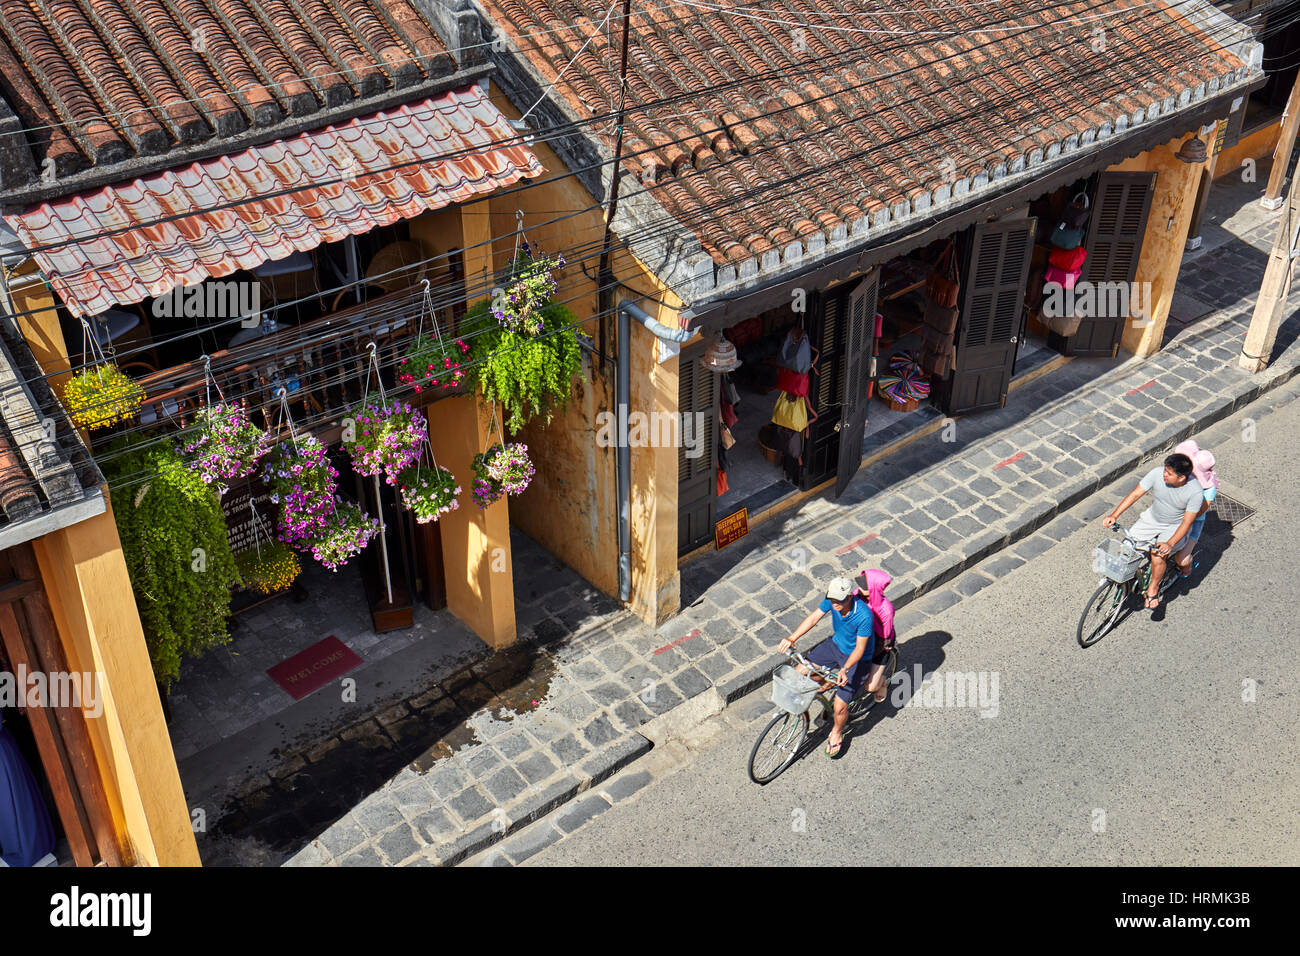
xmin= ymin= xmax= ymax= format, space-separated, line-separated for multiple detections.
xmin=777 ymin=576 xmax=874 ymax=757
xmin=1102 ymin=453 xmax=1202 ymax=610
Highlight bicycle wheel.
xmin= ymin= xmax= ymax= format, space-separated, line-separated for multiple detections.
xmin=748 ymin=709 xmax=810 ymax=784
xmin=1077 ymin=579 xmax=1126 ymax=648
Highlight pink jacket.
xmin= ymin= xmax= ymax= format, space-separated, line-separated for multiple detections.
xmin=857 ymin=569 xmax=895 ymax=645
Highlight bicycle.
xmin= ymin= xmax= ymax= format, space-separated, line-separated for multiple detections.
xmin=1076 ymin=523 xmax=1182 ymax=648
xmin=747 ymin=642 xmax=899 ymax=784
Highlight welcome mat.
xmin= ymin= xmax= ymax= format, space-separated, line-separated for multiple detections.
xmin=267 ymin=636 xmax=362 ymax=701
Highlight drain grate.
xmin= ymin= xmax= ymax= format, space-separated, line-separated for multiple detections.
xmin=1201 ymin=493 xmax=1255 ymax=542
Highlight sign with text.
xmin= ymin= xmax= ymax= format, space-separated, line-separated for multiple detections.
xmin=714 ymin=508 xmax=749 ymax=550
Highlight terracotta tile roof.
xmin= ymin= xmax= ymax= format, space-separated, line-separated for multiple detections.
xmin=479 ymin=0 xmax=1260 ymax=274
xmin=0 ymin=0 xmax=455 ymax=184
xmin=5 ymin=85 xmax=545 ymax=316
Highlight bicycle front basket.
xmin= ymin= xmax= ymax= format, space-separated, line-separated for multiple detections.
xmin=771 ymin=664 xmax=821 ymax=714
xmin=1093 ymin=538 xmax=1143 ymax=582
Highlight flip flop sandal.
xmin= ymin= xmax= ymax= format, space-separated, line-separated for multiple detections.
xmin=1144 ymin=595 xmax=1161 ymax=610
xmin=825 ymin=731 xmax=849 ymax=757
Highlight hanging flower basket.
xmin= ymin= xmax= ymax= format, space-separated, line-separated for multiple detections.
xmin=396 ymin=463 xmax=460 ymax=523
xmin=235 ymin=540 xmax=301 ymax=595
xmin=398 ymin=334 xmax=470 ymax=393
xmin=492 ymin=245 xmax=565 ymax=336
xmin=345 ymin=399 xmax=426 ymax=484
xmin=305 ymin=501 xmax=380 ymax=571
xmin=262 ymin=436 xmax=340 ymax=547
xmin=181 ymin=402 xmax=270 ymax=495
xmin=471 ymin=442 xmax=534 ymax=508
xmin=61 ymin=363 xmax=144 ymax=431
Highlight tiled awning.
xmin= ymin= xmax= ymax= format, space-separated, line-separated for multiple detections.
xmin=5 ymin=85 xmax=543 ymax=317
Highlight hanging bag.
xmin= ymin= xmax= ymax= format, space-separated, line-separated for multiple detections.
xmin=1063 ymin=191 xmax=1091 ymax=230
xmin=923 ymin=297 xmax=959 ymax=334
xmin=778 ymin=326 xmax=812 ymax=373
xmin=771 ymin=391 xmax=809 ymax=432
xmin=1048 ymin=244 xmax=1088 ymax=272
xmin=925 ymin=241 xmax=960 ymax=308
xmin=1044 ymin=265 xmax=1082 ymax=290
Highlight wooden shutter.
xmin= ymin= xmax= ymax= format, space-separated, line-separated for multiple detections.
xmin=835 ymin=269 xmax=878 ymax=497
xmin=677 ymin=346 xmax=717 ymax=554
xmin=1061 ymin=171 xmax=1156 ymax=356
xmin=946 ymin=219 xmax=1035 ymax=415
xmin=803 ymin=288 xmax=844 ymax=489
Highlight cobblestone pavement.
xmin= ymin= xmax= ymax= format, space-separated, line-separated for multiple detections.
xmin=275 ymin=184 xmax=1300 ymax=867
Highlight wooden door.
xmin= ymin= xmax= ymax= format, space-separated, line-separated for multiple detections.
xmin=946 ymin=219 xmax=1036 ymax=415
xmin=835 ymin=270 xmax=878 ymax=497
xmin=677 ymin=343 xmax=717 ymax=555
xmin=802 ymin=289 xmax=841 ymax=490
xmin=1062 ymin=171 xmax=1156 ymax=357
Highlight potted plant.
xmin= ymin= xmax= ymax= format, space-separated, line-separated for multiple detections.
xmin=263 ymin=436 xmax=379 ymax=570
xmin=61 ymin=363 xmax=144 ymax=431
xmin=181 ymin=402 xmax=270 ymax=495
xmin=234 ymin=540 xmax=301 ymax=595
xmin=304 ymin=501 xmax=380 ymax=571
xmin=345 ymin=399 xmax=426 ymax=485
xmin=471 ymin=442 xmax=534 ymax=507
xmin=461 ymin=297 xmax=584 ymax=432
xmin=492 ymin=244 xmax=565 ymax=336
xmin=99 ymin=437 xmax=240 ymax=687
xmin=395 ymin=463 xmax=460 ymax=523
xmin=262 ymin=436 xmax=338 ymax=547
xmin=398 ymin=334 xmax=470 ymax=393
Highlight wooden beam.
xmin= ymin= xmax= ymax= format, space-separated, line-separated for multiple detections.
xmin=2 ymin=544 xmax=124 ymax=865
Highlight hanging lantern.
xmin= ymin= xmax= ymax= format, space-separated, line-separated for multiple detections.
xmin=699 ymin=335 xmax=742 ymax=372
xmin=1175 ymin=135 xmax=1207 ymax=164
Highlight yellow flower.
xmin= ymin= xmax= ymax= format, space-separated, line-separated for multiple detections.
xmin=62 ymin=364 xmax=144 ymax=430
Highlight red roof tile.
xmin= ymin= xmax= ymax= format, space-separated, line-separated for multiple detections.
xmin=0 ymin=0 xmax=454 ymax=184
xmin=5 ymin=85 xmax=544 ymax=316
xmin=480 ymin=0 xmax=1256 ymax=266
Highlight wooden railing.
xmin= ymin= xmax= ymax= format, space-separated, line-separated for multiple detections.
xmin=123 ymin=284 xmax=460 ymax=440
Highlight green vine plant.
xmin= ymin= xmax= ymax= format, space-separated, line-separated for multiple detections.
xmin=461 ymin=297 xmax=585 ymax=432
xmin=101 ymin=437 xmax=240 ymax=688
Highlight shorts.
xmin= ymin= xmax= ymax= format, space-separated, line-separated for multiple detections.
xmin=870 ymin=641 xmax=893 ymax=667
xmin=806 ymin=638 xmax=871 ymax=704
xmin=1126 ymin=514 xmax=1180 ymax=549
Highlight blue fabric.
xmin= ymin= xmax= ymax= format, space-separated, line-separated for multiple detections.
xmin=1190 ymin=486 xmax=1217 ymax=537
xmin=818 ymin=598 xmax=875 ymax=656
xmin=807 ymin=639 xmax=870 ymax=704
xmin=0 ymin=710 xmax=56 ymax=867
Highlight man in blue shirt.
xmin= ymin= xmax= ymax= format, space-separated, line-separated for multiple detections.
xmin=778 ymin=576 xmax=874 ymax=757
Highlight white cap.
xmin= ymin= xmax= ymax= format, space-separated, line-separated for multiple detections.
xmin=826 ymin=576 xmax=854 ymax=601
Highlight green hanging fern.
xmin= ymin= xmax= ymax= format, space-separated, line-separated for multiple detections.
xmin=101 ymin=437 xmax=240 ymax=688
xmin=462 ymin=298 xmax=584 ymax=432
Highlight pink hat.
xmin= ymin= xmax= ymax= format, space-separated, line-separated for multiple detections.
xmin=1174 ymin=439 xmax=1199 ymax=458
xmin=1191 ymin=449 xmax=1217 ymax=490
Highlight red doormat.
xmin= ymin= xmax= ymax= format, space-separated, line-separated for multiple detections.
xmin=267 ymin=636 xmax=363 ymax=701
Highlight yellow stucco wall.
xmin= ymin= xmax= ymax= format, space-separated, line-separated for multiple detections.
xmin=480 ymin=82 xmax=693 ymax=624
xmin=1110 ymin=134 xmax=1208 ymax=357
xmin=1215 ymin=118 xmax=1282 ymax=184
xmin=33 ymin=505 xmax=201 ymax=866
xmin=423 ymin=392 xmax=517 ymax=647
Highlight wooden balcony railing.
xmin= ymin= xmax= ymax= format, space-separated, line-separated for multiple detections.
xmin=122 ymin=282 xmax=463 ymax=442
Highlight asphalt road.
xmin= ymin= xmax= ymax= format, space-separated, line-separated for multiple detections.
xmin=519 ymin=384 xmax=1300 ymax=866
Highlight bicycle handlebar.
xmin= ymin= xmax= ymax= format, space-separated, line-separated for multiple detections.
xmin=783 ymin=647 xmax=839 ymax=683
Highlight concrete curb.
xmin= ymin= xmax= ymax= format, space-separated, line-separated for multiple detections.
xmin=447 ymin=353 xmax=1300 ymax=865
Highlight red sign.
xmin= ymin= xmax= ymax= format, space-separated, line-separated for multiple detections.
xmin=714 ymin=508 xmax=749 ymax=550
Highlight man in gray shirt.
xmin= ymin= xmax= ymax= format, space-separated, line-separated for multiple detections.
xmin=1102 ymin=453 xmax=1202 ymax=610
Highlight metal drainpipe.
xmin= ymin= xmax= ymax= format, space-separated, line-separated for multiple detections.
xmin=616 ymin=299 xmax=692 ymax=602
